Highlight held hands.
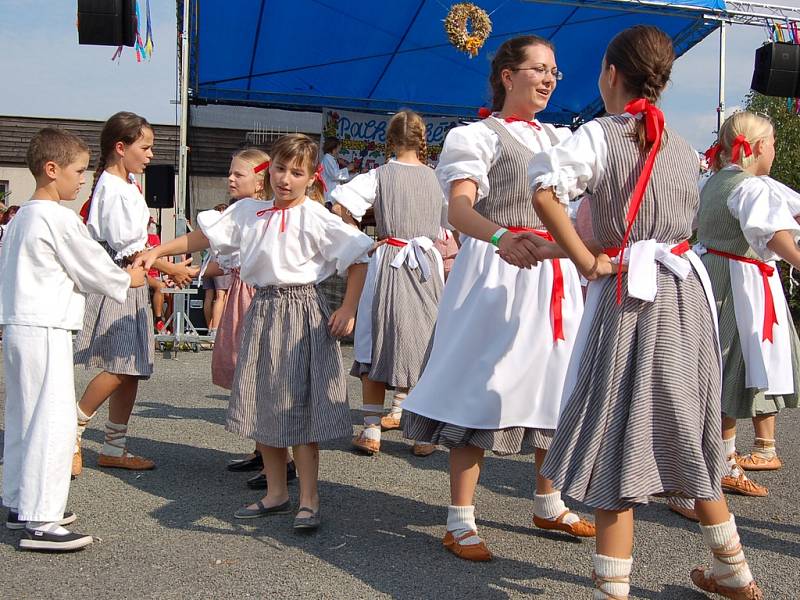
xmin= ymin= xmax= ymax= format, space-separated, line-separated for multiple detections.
xmin=581 ymin=253 xmax=619 ymax=281
xmin=132 ymin=248 xmax=162 ymax=271
xmin=165 ymin=258 xmax=198 ymax=288
xmin=125 ymin=266 xmax=147 ymax=288
xmin=328 ymin=304 xmax=356 ymax=338
xmin=495 ymin=231 xmax=545 ymax=269
xmin=368 ymin=239 xmax=388 ymax=257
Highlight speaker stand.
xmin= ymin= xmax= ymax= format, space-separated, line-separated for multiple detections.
xmin=155 ymin=287 xmax=212 ymax=355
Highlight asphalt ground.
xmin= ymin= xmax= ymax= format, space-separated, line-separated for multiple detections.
xmin=1 ymin=345 xmax=799 ymax=599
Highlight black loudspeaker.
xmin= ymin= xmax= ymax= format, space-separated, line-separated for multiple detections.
xmin=144 ymin=165 xmax=175 ymax=209
xmin=77 ymin=0 xmax=136 ymax=47
xmin=751 ymin=42 xmax=800 ymax=97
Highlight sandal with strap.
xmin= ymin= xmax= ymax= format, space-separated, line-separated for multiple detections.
xmin=591 ymin=570 xmax=629 ymax=600
xmin=442 ymin=530 xmax=493 ymax=562
xmin=690 ymin=539 xmax=763 ymax=600
xmin=533 ymin=509 xmax=596 ymax=537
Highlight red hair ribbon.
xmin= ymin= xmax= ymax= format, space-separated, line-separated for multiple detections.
xmin=504 ymin=115 xmax=541 ymax=130
xmin=256 ymin=206 xmax=287 ymax=233
xmin=731 ymin=134 xmax=753 ymax=164
xmin=615 ymin=98 xmax=666 ymax=305
xmin=478 ymin=107 xmax=492 ymax=118
xmin=315 ymin=163 xmax=328 ymax=193
xmin=80 ymin=199 xmax=91 ymax=224
xmin=704 ymin=143 xmax=721 ymax=164
xmin=254 ymin=161 xmax=270 ymax=174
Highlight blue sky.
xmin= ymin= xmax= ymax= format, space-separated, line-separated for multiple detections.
xmin=0 ymin=1 xmax=791 ymax=150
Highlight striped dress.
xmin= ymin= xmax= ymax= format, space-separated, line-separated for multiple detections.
xmin=402 ymin=117 xmax=583 ymax=454
xmin=538 ymin=115 xmax=726 ymax=510
xmin=697 ymin=169 xmax=800 ymax=419
xmin=347 ymin=161 xmax=445 ymax=388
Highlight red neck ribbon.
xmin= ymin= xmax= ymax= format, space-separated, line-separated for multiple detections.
xmin=314 ymin=164 xmax=327 ymax=192
xmin=256 ymin=206 xmax=287 ymax=233
xmin=477 ymin=107 xmax=493 ymax=118
xmin=504 ymin=115 xmax=541 ymax=130
xmin=615 ymin=98 xmax=666 ymax=305
xmin=254 ymin=161 xmax=270 ymax=174
xmin=731 ymin=134 xmax=753 ymax=164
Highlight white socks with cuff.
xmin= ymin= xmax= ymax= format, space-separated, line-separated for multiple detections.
xmin=699 ymin=514 xmax=754 ymax=589
xmin=361 ymin=405 xmax=383 ymax=441
xmin=75 ymin=405 xmax=93 ymax=453
xmin=593 ymin=554 xmax=632 ymax=600
xmin=534 ymin=491 xmax=579 ymax=525
xmin=447 ymin=505 xmax=481 ymax=545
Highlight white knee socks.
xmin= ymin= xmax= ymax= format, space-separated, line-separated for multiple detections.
xmin=699 ymin=514 xmax=754 ymax=589
xmin=592 ymin=554 xmax=632 ymax=600
xmin=447 ymin=505 xmax=481 ymax=545
xmin=534 ymin=491 xmax=579 ymax=525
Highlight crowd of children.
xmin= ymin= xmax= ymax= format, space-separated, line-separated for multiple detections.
xmin=9 ymin=23 xmax=800 ymax=599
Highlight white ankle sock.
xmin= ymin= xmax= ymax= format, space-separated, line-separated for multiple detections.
xmin=699 ymin=514 xmax=754 ymax=589
xmin=102 ymin=420 xmax=128 ymax=457
xmin=388 ymin=393 xmax=406 ymax=417
xmin=592 ymin=554 xmax=632 ymax=599
xmin=534 ymin=491 xmax=579 ymax=525
xmin=446 ymin=505 xmax=481 ymax=545
xmin=362 ymin=418 xmax=381 ymax=441
xmin=75 ymin=405 xmax=93 ymax=453
xmin=27 ymin=521 xmax=70 ymax=536
xmin=722 ymin=436 xmax=736 ymax=460
xmin=752 ymin=437 xmax=776 ymax=460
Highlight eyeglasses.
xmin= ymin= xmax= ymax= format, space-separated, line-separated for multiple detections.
xmin=512 ymin=64 xmax=564 ymax=81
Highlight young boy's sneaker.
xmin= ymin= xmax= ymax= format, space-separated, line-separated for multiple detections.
xmin=6 ymin=511 xmax=77 ymax=531
xmin=19 ymin=527 xmax=92 ymax=552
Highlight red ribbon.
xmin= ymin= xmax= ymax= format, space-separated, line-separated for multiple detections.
xmin=604 ymin=239 xmax=690 ymax=259
xmin=508 ymin=226 xmax=564 ymax=342
xmin=254 ymin=161 xmax=270 ymax=174
xmin=385 ymin=237 xmax=407 ymax=248
xmin=504 ymin=115 xmax=541 ymax=130
xmin=478 ymin=107 xmax=492 ymax=118
xmin=614 ymin=99 xmax=666 ymax=305
xmin=315 ymin=164 xmax=328 ymax=192
xmin=706 ymin=248 xmax=777 ymax=342
xmin=256 ymin=206 xmax=287 ymax=233
xmin=80 ymin=199 xmax=91 ymax=224
xmin=704 ymin=143 xmax=721 ymax=165
xmin=731 ymin=134 xmax=753 ymax=164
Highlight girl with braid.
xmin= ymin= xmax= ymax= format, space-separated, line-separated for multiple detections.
xmin=72 ymin=112 xmax=196 ymax=476
xmin=331 ymin=110 xmax=446 ymax=458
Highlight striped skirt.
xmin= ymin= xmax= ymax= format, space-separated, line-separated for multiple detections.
xmin=226 ymin=284 xmax=352 ymax=447
xmin=403 ymin=412 xmax=552 ymax=455
xmin=74 ymin=285 xmax=154 ymax=379
xmin=211 ymin=271 xmax=255 ymax=390
xmin=540 ymin=268 xmax=727 ymax=510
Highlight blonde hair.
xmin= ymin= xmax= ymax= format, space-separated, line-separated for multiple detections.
xmin=713 ymin=111 xmax=773 ymax=171
xmin=386 ymin=110 xmax=427 ymax=161
xmin=232 ymin=147 xmax=270 ymax=199
xmin=264 ymin=134 xmax=324 ymax=203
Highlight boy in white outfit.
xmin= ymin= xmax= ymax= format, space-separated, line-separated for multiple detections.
xmin=0 ymin=128 xmax=145 ymax=551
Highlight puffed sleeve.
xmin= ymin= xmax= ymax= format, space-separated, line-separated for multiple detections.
xmin=435 ymin=122 xmax=498 ymax=200
xmin=197 ymin=203 xmax=243 ymax=256
xmin=57 ymin=213 xmax=130 ymax=304
xmin=312 ymin=209 xmax=373 ymax=275
xmin=330 ymin=169 xmax=378 ymax=221
xmin=727 ymin=176 xmax=800 ymax=260
xmin=528 ymin=120 xmax=607 ymax=205
xmin=92 ymin=183 xmax=149 ymax=259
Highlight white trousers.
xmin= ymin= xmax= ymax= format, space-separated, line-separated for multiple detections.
xmin=2 ymin=325 xmax=76 ymax=521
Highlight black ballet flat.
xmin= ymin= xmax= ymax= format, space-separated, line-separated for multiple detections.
xmin=246 ymin=461 xmax=297 ymax=490
xmin=226 ymin=454 xmax=263 ymax=472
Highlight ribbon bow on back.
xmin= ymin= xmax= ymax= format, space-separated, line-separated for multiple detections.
xmin=731 ymin=134 xmax=753 ymax=164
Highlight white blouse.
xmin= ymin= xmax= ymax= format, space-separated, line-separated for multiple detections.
xmin=86 ymin=171 xmax=149 ymax=260
xmin=198 ymin=197 xmax=372 ymax=288
xmin=0 ymin=200 xmax=130 ymax=330
xmin=436 ymin=115 xmax=572 ymax=200
xmin=322 ymin=153 xmax=350 ymax=204
xmin=725 ymin=166 xmax=800 ymax=260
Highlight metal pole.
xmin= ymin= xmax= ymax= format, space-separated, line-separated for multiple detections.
xmin=717 ymin=21 xmax=727 ymax=133
xmin=175 ymin=0 xmax=191 ymax=344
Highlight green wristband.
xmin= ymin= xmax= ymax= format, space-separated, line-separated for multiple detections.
xmin=490 ymin=227 xmax=508 ymax=247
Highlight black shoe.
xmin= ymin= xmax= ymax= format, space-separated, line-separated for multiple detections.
xmin=6 ymin=511 xmax=77 ymax=531
xmin=226 ymin=454 xmax=263 ymax=472
xmin=245 ymin=461 xmax=297 ymax=490
xmin=234 ymin=499 xmax=292 ymax=519
xmin=19 ymin=528 xmax=93 ymax=551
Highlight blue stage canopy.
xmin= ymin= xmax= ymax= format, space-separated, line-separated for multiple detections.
xmin=188 ymin=0 xmax=726 ymax=125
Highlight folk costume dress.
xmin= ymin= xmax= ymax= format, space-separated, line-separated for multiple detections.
xmin=531 ymin=111 xmax=727 ymax=510
xmin=75 ymin=171 xmax=155 ymax=378
xmin=330 ymin=160 xmax=446 ymax=388
xmin=696 ymin=167 xmax=800 ymax=419
xmin=402 ymin=115 xmax=584 ymax=454
xmin=198 ymin=197 xmax=373 ymax=448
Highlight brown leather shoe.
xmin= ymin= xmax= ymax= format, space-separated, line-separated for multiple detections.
xmin=442 ymin=530 xmax=493 ymax=561
xmin=351 ymin=433 xmax=380 ymax=455
xmin=721 ymin=473 xmax=768 ymax=497
xmin=380 ymin=414 xmax=402 ymax=431
xmin=412 ymin=443 xmax=436 ymax=457
xmin=736 ymin=453 xmax=782 ymax=471
xmin=690 ymin=567 xmax=763 ymax=599
xmin=71 ymin=448 xmax=82 ymax=477
xmin=97 ymin=453 xmax=155 ymax=470
xmin=533 ymin=509 xmax=596 ymax=537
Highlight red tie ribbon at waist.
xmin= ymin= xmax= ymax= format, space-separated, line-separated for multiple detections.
xmin=385 ymin=237 xmax=407 ymax=247
xmin=604 ymin=239 xmax=690 ymax=259
xmin=508 ymin=226 xmax=564 ymax=342
xmin=256 ymin=206 xmax=287 ymax=233
xmin=706 ymin=248 xmax=777 ymax=342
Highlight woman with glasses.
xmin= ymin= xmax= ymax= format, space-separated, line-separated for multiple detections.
xmin=402 ymin=35 xmax=593 ymax=562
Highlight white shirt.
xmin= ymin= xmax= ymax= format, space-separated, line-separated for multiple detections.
xmin=0 ymin=200 xmax=130 ymax=329
xmin=321 ymin=153 xmax=350 ymax=204
xmin=198 ymin=197 xmax=372 ymax=288
xmin=437 ymin=115 xmax=572 ymax=201
xmin=86 ymin=171 xmax=149 ymax=260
